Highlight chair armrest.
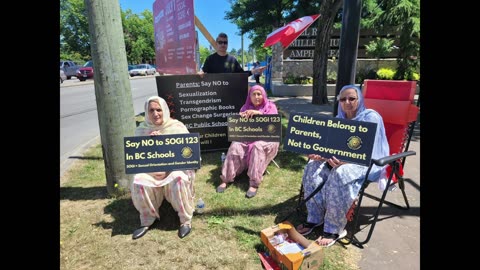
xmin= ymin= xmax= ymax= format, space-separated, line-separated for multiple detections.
xmin=371 ymin=151 xmax=416 ymax=166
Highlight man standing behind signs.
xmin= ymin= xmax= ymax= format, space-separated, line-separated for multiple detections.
xmin=296 ymin=85 xmax=389 ymax=247
xmin=131 ymin=96 xmax=196 ymax=240
xmin=216 ymin=85 xmax=280 ymax=198
xmin=198 ymin=32 xmax=266 ymax=75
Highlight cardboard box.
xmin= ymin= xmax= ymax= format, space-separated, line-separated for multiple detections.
xmin=260 ymin=221 xmax=324 ymax=270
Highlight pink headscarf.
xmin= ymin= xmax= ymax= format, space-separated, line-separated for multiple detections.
xmin=240 ymin=85 xmax=278 ymax=166
xmin=240 ymin=85 xmax=278 ymax=114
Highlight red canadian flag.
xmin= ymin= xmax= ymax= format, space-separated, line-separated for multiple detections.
xmin=263 ymin=14 xmax=320 ymax=49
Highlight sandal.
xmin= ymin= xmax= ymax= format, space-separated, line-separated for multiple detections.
xmin=216 ymin=182 xmax=228 ymax=193
xmin=316 ymin=229 xmax=347 ymax=247
xmin=296 ymin=222 xmax=322 ymax=236
xmin=245 ymin=186 xmax=258 ymax=198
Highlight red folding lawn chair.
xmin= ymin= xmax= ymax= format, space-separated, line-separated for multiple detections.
xmin=343 ymin=79 xmax=420 ymax=247
xmin=284 ymin=79 xmax=420 ymax=248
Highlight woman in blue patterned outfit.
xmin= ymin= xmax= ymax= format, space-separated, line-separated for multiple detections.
xmin=296 ymin=85 xmax=390 ymax=247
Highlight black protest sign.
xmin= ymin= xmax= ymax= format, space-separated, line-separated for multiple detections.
xmin=227 ymin=114 xmax=282 ymax=142
xmin=156 ymin=73 xmax=248 ymax=151
xmin=283 ymin=113 xmax=377 ymax=166
xmin=124 ymin=133 xmax=201 ymax=174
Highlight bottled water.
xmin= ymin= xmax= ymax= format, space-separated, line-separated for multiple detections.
xmin=269 ymin=232 xmax=287 ymax=245
xmin=221 ymin=152 xmax=226 ymax=163
xmin=196 ymin=198 xmax=205 ymax=214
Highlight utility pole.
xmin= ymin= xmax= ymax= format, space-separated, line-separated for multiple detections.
xmin=334 ymin=0 xmax=362 ymax=116
xmin=84 ymin=0 xmax=136 ymax=196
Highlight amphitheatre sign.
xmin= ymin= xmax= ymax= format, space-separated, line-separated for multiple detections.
xmin=283 ymin=27 xmax=400 ymax=60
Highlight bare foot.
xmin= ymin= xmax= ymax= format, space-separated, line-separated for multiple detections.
xmin=315 ymin=230 xmax=346 ymax=247
xmin=315 ymin=236 xmax=335 ymax=247
xmin=296 ymin=222 xmax=320 ymax=235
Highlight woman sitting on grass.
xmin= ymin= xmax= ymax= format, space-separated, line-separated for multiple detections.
xmin=216 ymin=85 xmax=280 ymax=198
xmin=130 ymin=96 xmax=195 ymax=240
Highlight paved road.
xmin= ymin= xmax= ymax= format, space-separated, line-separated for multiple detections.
xmin=60 ymin=75 xmax=159 ymax=178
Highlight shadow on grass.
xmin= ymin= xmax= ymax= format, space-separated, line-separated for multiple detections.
xmin=60 ymin=185 xmax=181 ymax=236
xmin=95 ymin=192 xmax=304 ymax=238
xmin=196 ymin=194 xmax=304 ymax=225
xmin=60 ymin=186 xmax=109 ymax=201
xmin=93 ymin=197 xmax=180 ymax=237
xmin=233 ymin=225 xmax=259 ymax=236
xmin=68 ymin=156 xmax=104 ymax=161
xmin=64 ymin=180 xmax=419 ymax=241
xmin=196 ymin=149 xmax=264 ymax=193
xmin=200 ymin=149 xmax=307 ymax=192
xmin=90 ymin=190 xmax=300 ymax=238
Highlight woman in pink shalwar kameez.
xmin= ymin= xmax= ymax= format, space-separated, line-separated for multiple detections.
xmin=130 ymin=96 xmax=195 ymax=240
xmin=216 ymin=85 xmax=280 ymax=198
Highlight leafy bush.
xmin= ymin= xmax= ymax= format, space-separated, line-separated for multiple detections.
xmin=365 ymin=38 xmax=394 ymax=59
xmin=299 ymin=76 xmax=313 ymax=84
xmin=283 ymin=74 xmax=296 ymax=84
xmin=60 ymin=52 xmax=89 ymax=65
xmin=376 ymin=68 xmax=396 ymax=80
xmin=327 ymin=70 xmax=337 ymax=84
xmin=283 ymin=74 xmax=313 ymax=84
xmin=411 ymin=72 xmax=420 ymax=81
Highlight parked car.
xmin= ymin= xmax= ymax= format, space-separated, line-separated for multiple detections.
xmin=128 ymin=64 xmax=156 ymax=77
xmin=60 ymin=60 xmax=80 ymax=79
xmin=60 ymin=69 xmax=67 ymax=84
xmin=76 ymin=61 xmax=94 ymax=81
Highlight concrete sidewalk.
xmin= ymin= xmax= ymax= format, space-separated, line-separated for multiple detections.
xmin=270 ymin=95 xmax=420 ymax=270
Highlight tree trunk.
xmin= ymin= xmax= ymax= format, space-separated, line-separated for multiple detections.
xmin=312 ymin=0 xmax=342 ymax=105
xmin=85 ymin=0 xmax=136 ymax=196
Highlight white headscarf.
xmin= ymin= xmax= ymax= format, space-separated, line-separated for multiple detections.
xmin=337 ymin=85 xmax=390 ymax=181
xmin=135 ymin=96 xmax=189 ymax=136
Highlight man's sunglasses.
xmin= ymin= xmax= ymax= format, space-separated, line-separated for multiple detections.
xmin=217 ymin=41 xmax=228 ymax=45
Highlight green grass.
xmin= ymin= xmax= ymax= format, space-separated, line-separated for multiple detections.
xmin=60 ymin=111 xmax=361 ymax=270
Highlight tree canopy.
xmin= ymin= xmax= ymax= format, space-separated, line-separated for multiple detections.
xmin=121 ymin=9 xmax=155 ymax=64
xmin=61 ymin=0 xmax=420 ymax=85
xmin=60 ymin=0 xmax=91 ymax=62
xmin=60 ymin=0 xmax=155 ymax=64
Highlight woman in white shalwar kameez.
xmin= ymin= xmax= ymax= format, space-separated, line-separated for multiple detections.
xmin=131 ymin=96 xmax=195 ymax=240
xmin=296 ymin=85 xmax=389 ymax=247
